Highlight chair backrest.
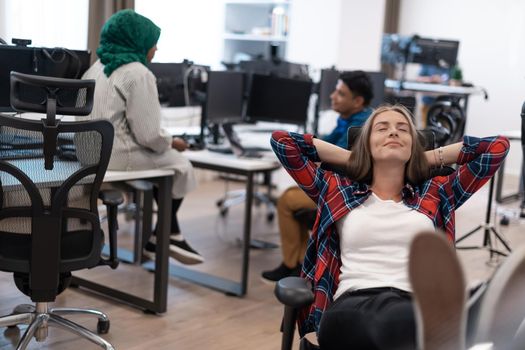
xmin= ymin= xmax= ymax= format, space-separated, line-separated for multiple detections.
xmin=426 ymin=95 xmax=466 ymax=147
xmin=384 ymin=94 xmax=417 ymax=115
xmin=0 ymin=72 xmax=114 ymax=302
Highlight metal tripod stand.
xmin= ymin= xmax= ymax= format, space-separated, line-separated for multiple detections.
xmin=456 ymin=175 xmax=512 ymax=259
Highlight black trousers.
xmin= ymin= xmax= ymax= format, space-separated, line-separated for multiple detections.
xmin=318 ymin=287 xmax=416 ymax=350
xmin=317 ymin=285 xmax=484 ymax=350
xmin=153 ymin=187 xmax=183 ymax=234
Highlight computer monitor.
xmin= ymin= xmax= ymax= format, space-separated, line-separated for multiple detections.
xmin=318 ymin=68 xmax=339 ymax=111
xmin=0 ymin=45 xmax=91 ymax=112
xmin=317 ymin=69 xmax=386 ymax=111
xmin=148 ymin=62 xmax=187 ymax=107
xmin=149 ymin=61 xmax=210 ymax=107
xmin=245 ymin=74 xmax=313 ymax=126
xmin=204 ymin=70 xmax=245 ymax=125
xmin=186 ymin=63 xmax=210 ymax=105
xmin=410 ymin=37 xmax=459 ymax=69
xmin=380 ymin=33 xmax=414 ymax=66
xmin=365 ymin=71 xmax=386 ymax=108
xmin=239 ymin=59 xmax=310 ymax=81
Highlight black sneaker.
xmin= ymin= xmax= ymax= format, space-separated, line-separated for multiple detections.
xmin=261 ymin=263 xmax=301 ymax=283
xmin=144 ymin=234 xmax=204 ymax=265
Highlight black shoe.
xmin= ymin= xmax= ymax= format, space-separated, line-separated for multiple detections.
xmin=144 ymin=234 xmax=204 ymax=265
xmin=261 ymin=263 xmax=301 ymax=283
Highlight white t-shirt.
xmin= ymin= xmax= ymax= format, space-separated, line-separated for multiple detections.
xmin=334 ymin=193 xmax=435 ymax=300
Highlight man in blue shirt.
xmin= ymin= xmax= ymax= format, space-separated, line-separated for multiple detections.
xmin=262 ymin=70 xmax=374 ymax=282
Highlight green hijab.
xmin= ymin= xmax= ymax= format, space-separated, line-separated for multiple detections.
xmin=96 ymin=9 xmax=160 ymax=77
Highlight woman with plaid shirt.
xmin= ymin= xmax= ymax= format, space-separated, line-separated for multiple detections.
xmin=271 ymin=105 xmax=509 ymax=349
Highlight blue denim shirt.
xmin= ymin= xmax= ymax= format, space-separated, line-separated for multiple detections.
xmin=321 ymin=107 xmax=373 ymax=148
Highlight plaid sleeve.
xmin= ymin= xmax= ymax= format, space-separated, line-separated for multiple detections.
xmin=271 ymin=131 xmax=325 ymax=203
xmin=448 ymin=135 xmax=510 ymax=209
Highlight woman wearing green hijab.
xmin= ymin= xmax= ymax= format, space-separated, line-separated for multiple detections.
xmin=82 ymin=9 xmax=203 ymax=265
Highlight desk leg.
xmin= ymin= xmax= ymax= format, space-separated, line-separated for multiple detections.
xmin=147 ymin=172 xmax=255 ymax=297
xmin=153 ymin=175 xmax=170 ymax=311
xmin=240 ymin=173 xmax=254 ymax=295
xmin=71 ymin=175 xmax=172 ymax=314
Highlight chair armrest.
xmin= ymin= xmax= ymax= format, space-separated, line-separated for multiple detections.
xmin=98 ymin=189 xmax=124 ymax=207
xmin=98 ymin=189 xmax=123 ymax=269
xmin=292 ymin=208 xmax=316 ymax=230
xmin=274 ymin=276 xmax=314 ymax=308
xmin=275 ymin=277 xmax=314 ymax=350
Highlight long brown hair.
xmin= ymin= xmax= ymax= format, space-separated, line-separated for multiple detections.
xmin=345 ymin=104 xmax=430 ymax=185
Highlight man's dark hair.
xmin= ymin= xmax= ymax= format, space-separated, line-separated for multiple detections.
xmin=338 ymin=70 xmax=374 ymax=106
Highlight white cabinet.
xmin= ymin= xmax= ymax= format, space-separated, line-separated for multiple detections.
xmin=223 ymin=1 xmax=290 ymax=63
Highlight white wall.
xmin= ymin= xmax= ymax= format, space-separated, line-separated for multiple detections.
xmin=287 ymin=0 xmax=342 ymax=71
xmin=0 ymin=1 xmax=6 ymax=41
xmin=287 ymin=0 xmax=385 ymax=73
xmin=136 ymin=0 xmax=225 ymax=68
xmin=398 ymin=0 xmax=524 ymax=174
xmin=0 ymin=0 xmax=88 ymax=49
xmin=336 ymin=0 xmax=384 ymax=71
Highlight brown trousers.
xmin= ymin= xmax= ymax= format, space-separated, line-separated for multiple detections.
xmin=277 ymin=186 xmax=316 ymax=268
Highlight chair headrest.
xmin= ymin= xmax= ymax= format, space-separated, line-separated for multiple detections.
xmin=10 ymin=71 xmax=95 ymax=117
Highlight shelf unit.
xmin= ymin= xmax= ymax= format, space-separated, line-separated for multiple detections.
xmin=223 ymin=0 xmax=290 ymax=63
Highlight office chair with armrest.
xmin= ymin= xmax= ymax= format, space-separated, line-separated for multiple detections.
xmin=281 ymin=127 xmax=455 ymax=350
xmin=0 ymin=72 xmax=121 ymax=349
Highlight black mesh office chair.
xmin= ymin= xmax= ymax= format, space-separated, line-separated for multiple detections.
xmin=384 ymin=93 xmax=417 ymax=115
xmin=426 ymin=95 xmax=466 ymax=147
xmin=280 ymin=127 xmax=454 ymax=350
xmin=0 ymin=72 xmax=121 ymax=349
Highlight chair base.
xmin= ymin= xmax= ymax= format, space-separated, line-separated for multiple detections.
xmin=300 ymin=337 xmax=320 ymax=350
xmin=217 ymin=189 xmax=276 ymax=221
xmin=0 ymin=303 xmax=114 ymax=350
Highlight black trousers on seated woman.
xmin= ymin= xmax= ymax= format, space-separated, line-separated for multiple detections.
xmin=318 ymin=287 xmax=417 ymax=350
xmin=318 ymin=286 xmax=483 ymax=350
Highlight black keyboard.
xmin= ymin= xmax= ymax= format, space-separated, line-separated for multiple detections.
xmin=207 ymin=145 xmax=234 ymax=154
xmin=240 ymin=150 xmax=263 ymax=159
xmin=243 ymin=146 xmax=269 ymax=152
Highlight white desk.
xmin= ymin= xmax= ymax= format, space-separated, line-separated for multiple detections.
xmin=159 ymin=149 xmax=281 ymax=296
xmin=385 ymin=79 xmax=486 ymax=96
xmin=72 ymin=168 xmax=174 ymax=314
xmin=163 ymin=126 xmax=201 ymax=137
xmin=385 ymin=79 xmax=488 ymax=134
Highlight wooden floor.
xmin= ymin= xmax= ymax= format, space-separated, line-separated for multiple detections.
xmin=0 ymin=172 xmax=523 ymax=349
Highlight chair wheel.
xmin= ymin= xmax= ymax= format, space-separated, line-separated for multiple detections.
xmin=4 ymin=325 xmax=20 ymax=339
xmin=500 ymin=216 xmax=510 ymax=226
xmin=267 ymin=212 xmax=275 ymax=222
xmin=97 ymin=320 xmax=110 ymax=334
xmin=220 ymin=208 xmax=228 ymax=217
xmin=216 ymin=199 xmax=224 ymax=207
